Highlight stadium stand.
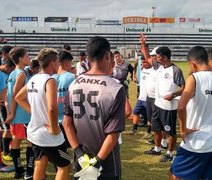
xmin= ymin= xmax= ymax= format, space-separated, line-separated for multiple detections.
xmin=1 ymin=32 xmax=212 ymax=60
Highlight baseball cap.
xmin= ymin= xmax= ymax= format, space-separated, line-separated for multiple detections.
xmin=79 ymin=51 xmax=86 ymax=56
xmin=150 ymin=47 xmax=159 ymax=56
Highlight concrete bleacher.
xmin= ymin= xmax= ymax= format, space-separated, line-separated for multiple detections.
xmin=1 ymin=31 xmax=212 ymax=60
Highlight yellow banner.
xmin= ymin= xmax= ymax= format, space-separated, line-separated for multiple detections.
xmin=123 ymin=16 xmax=148 ymax=24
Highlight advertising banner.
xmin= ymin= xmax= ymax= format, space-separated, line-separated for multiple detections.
xmin=12 ymin=17 xmax=38 ymax=22
xmin=44 ymin=17 xmax=68 ymax=23
xmin=179 ymin=17 xmax=201 ymax=23
xmin=96 ymin=20 xmax=122 ymax=25
xmin=149 ymin=18 xmax=175 ymax=23
xmin=123 ymin=16 xmax=148 ymax=24
xmin=72 ymin=17 xmax=95 ymax=24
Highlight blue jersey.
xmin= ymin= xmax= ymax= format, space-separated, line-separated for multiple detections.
xmin=7 ymin=69 xmax=30 ymax=124
xmin=52 ymin=71 xmax=75 ymax=123
xmin=0 ymin=71 xmax=8 ymax=92
xmin=24 ymin=66 xmax=32 ymax=80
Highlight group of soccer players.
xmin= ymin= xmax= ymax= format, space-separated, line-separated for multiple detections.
xmin=0 ymin=33 xmax=212 ymax=180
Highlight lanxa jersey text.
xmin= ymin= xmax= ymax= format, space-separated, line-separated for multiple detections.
xmin=75 ymin=76 xmax=107 ymax=86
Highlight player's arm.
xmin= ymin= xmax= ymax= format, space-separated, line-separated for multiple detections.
xmin=5 ymin=72 xmax=26 ymax=123
xmin=45 ymin=78 xmax=60 ymax=135
xmin=125 ymin=98 xmax=132 ymax=118
xmin=177 ymin=75 xmax=198 ymax=142
xmin=164 ymin=68 xmax=185 ymax=101
xmin=140 ymin=33 xmax=152 ymax=65
xmin=62 ymin=90 xmax=79 ymax=148
xmin=15 ymin=85 xmax=31 ymax=114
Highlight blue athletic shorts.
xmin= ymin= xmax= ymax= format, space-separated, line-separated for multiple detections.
xmin=133 ymin=100 xmax=146 ymax=115
xmin=170 ymin=147 xmax=212 ymax=180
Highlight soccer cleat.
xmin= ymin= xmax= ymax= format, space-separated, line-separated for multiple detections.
xmin=24 ymin=171 xmax=33 ymax=180
xmin=0 ymin=163 xmax=15 ymax=172
xmin=144 ymin=148 xmax=161 ymax=155
xmin=14 ymin=167 xmax=25 ymax=179
xmin=160 ymin=153 xmax=173 ymax=162
xmin=2 ymin=154 xmax=12 ymax=161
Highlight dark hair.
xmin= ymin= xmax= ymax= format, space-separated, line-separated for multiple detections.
xmin=79 ymin=51 xmax=86 ymax=56
xmin=2 ymin=45 xmax=12 ymax=53
xmin=30 ymin=59 xmax=40 ymax=69
xmin=37 ymin=48 xmax=58 ymax=69
xmin=2 ymin=59 xmax=15 ymax=68
xmin=58 ymin=50 xmax=73 ymax=63
xmin=63 ymin=44 xmax=71 ymax=51
xmin=207 ymin=48 xmax=212 ymax=60
xmin=113 ymin=51 xmax=120 ymax=56
xmin=9 ymin=47 xmax=27 ymax=64
xmin=156 ymin=46 xmax=171 ymax=59
xmin=187 ymin=46 xmax=208 ymax=64
xmin=86 ymin=36 xmax=110 ymax=61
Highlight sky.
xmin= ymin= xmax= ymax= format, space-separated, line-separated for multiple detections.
xmin=0 ymin=0 xmax=211 ymax=28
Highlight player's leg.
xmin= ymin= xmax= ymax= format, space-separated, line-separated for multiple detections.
xmin=160 ymin=109 xmax=177 ymax=162
xmin=55 ymin=165 xmax=70 ymax=180
xmin=130 ymin=100 xmax=146 ymax=135
xmin=10 ymin=124 xmax=26 ymax=178
xmin=0 ymin=105 xmax=12 ymax=161
xmin=34 ymin=155 xmax=48 ymax=180
xmin=25 ymin=141 xmax=34 ymax=179
xmin=144 ymin=106 xmax=163 ymax=155
xmin=43 ymin=143 xmax=70 ymax=180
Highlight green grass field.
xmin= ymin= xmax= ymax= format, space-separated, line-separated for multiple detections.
xmin=0 ymin=61 xmax=190 ymax=180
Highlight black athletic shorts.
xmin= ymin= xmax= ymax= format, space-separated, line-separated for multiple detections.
xmin=32 ymin=142 xmax=70 ymax=167
xmin=146 ymin=97 xmax=155 ymax=123
xmin=151 ymin=106 xmax=177 ymax=136
xmin=0 ymin=105 xmax=10 ymax=131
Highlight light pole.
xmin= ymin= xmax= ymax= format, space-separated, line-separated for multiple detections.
xmin=152 ymin=6 xmax=156 ymax=28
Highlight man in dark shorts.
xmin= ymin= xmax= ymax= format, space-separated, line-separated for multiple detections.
xmin=16 ymin=48 xmax=70 ymax=180
xmin=63 ymin=36 xmax=125 ymax=180
xmin=140 ymin=34 xmax=185 ymax=162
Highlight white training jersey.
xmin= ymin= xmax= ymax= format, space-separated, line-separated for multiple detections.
xmin=142 ymin=67 xmax=156 ymax=98
xmin=180 ymin=71 xmax=212 ymax=153
xmin=76 ymin=61 xmax=89 ymax=76
xmin=154 ymin=64 xmax=184 ymax=110
xmin=27 ymin=74 xmax=65 ymax=147
xmin=138 ymin=70 xmax=147 ymax=101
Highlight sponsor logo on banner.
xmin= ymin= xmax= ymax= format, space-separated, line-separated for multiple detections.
xmin=72 ymin=17 xmax=95 ymax=24
xmin=149 ymin=18 xmax=175 ymax=23
xmin=12 ymin=17 xmax=38 ymax=22
xmin=179 ymin=17 xmax=201 ymax=23
xmin=45 ymin=17 xmax=68 ymax=23
xmin=123 ymin=16 xmax=148 ymax=24
xmin=96 ymin=20 xmax=122 ymax=25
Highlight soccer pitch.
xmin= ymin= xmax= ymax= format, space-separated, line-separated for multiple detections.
xmin=0 ymin=61 xmax=190 ymax=180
